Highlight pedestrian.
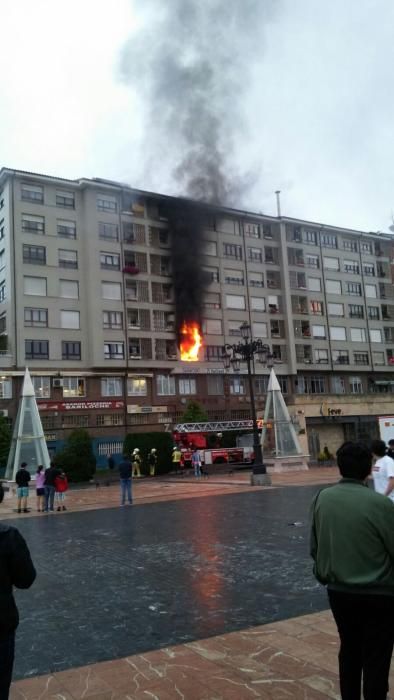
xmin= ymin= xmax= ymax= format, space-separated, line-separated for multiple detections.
xmin=107 ymin=454 xmax=115 ymax=471
xmin=0 ymin=482 xmax=36 ymax=700
xmin=148 ymin=448 xmax=157 ymax=477
xmin=132 ymin=448 xmax=141 ymax=478
xmin=371 ymin=439 xmax=394 ymax=501
xmin=387 ymin=438 xmax=394 ymax=461
xmin=35 ymin=465 xmax=45 ymax=512
xmin=310 ymin=441 xmax=394 ymax=700
xmin=15 ymin=462 xmax=30 ymax=514
xmin=43 ymin=462 xmax=61 ymax=513
xmin=54 ymin=471 xmax=68 ymax=511
xmin=172 ymin=446 xmax=181 ymax=474
xmin=118 ymin=453 xmax=132 ymax=506
xmin=191 ymin=448 xmax=201 ymax=478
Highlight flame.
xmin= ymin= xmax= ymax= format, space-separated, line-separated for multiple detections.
xmin=179 ymin=322 xmax=202 ymax=361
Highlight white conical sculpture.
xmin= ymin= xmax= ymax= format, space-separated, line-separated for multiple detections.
xmin=260 ymin=368 xmax=308 ymax=471
xmin=5 ymin=368 xmax=51 ymax=481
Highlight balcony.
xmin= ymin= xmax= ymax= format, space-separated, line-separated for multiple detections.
xmin=123 ymin=265 xmax=139 ymax=275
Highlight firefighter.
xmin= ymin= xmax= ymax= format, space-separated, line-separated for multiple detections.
xmin=172 ymin=446 xmax=182 ymax=474
xmin=132 ymin=448 xmax=142 ymax=477
xmin=148 ymin=448 xmax=157 ymax=477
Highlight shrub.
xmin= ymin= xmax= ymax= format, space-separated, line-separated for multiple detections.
xmin=123 ymin=432 xmax=173 ymax=475
xmin=0 ymin=416 xmax=11 ymax=470
xmin=55 ymin=429 xmax=96 ymax=482
xmin=181 ymin=400 xmax=208 ymax=423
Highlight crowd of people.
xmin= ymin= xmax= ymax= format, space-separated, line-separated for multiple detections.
xmin=14 ymin=462 xmax=68 ymax=514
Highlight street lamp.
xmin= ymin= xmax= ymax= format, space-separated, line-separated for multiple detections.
xmin=222 ymin=323 xmax=274 ymax=483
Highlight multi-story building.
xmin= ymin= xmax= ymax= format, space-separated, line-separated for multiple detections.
xmin=1 ymin=166 xmax=394 ymax=464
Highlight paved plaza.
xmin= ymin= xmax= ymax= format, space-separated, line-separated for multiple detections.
xmin=2 ymin=468 xmax=364 ymax=699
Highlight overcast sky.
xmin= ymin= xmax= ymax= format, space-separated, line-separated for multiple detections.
xmin=1 ymin=0 xmax=393 ymax=233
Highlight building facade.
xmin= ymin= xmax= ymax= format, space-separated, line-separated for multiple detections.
xmin=0 ymin=167 xmax=394 ymax=464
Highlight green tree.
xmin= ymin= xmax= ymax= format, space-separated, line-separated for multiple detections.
xmin=181 ymin=400 xmax=208 ymax=423
xmin=55 ymin=429 xmax=96 ymax=482
xmin=0 ymin=416 xmax=11 ymax=471
xmin=123 ymin=432 xmax=173 ymax=475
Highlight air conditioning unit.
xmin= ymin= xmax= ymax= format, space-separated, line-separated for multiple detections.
xmin=52 ymin=378 xmax=63 ymax=388
xmin=0 ymin=409 xmax=8 ymax=417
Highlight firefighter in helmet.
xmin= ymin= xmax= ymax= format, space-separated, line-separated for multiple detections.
xmin=148 ymin=448 xmax=157 ymax=477
xmin=132 ymin=448 xmax=142 ymax=477
xmin=172 ymin=446 xmax=182 ymax=474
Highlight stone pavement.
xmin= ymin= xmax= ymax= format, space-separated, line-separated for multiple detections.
xmin=6 ymin=467 xmax=352 ymax=699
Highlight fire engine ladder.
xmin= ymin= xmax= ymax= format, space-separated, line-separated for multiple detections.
xmin=174 ymin=420 xmax=262 ymax=433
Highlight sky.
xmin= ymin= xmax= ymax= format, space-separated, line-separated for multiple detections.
xmin=1 ymin=0 xmax=394 ymax=233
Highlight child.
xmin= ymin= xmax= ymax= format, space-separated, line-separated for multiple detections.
xmin=54 ymin=471 xmax=68 ymax=511
xmin=35 ymin=464 xmax=45 ymax=512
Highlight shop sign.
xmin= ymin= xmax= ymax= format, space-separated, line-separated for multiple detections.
xmin=38 ymin=400 xmax=124 ymax=412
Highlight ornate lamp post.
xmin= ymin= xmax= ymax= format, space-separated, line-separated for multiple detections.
xmin=222 ymin=322 xmax=274 ymax=484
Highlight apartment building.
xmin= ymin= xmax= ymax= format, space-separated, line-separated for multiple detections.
xmin=0 ymin=167 xmax=394 ymax=464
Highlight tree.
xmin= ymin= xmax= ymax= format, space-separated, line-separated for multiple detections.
xmin=181 ymin=400 xmax=208 ymax=423
xmin=123 ymin=432 xmax=173 ymax=475
xmin=0 ymin=416 xmax=11 ymax=472
xmin=55 ymin=429 xmax=96 ymax=482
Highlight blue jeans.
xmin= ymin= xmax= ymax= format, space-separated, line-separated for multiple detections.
xmin=44 ymin=485 xmax=55 ymax=511
xmin=0 ymin=631 xmax=15 ymax=700
xmin=120 ymin=478 xmax=132 ymax=504
xmin=194 ymin=464 xmax=201 ymax=477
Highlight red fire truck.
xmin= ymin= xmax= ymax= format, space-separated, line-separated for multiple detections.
xmin=172 ymin=420 xmax=262 ymax=468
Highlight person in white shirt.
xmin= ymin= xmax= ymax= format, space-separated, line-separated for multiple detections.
xmin=371 ymin=439 xmax=394 ymax=501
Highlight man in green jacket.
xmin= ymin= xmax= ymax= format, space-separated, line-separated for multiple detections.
xmin=310 ymin=441 xmax=394 ymax=700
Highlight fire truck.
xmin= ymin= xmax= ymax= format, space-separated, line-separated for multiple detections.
xmin=172 ymin=420 xmax=264 ymax=468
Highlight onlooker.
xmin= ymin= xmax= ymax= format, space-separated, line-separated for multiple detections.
xmin=148 ymin=448 xmax=157 ymax=477
xmin=15 ymin=463 xmax=30 ymax=514
xmin=35 ymin=465 xmax=45 ymax=512
xmin=44 ymin=462 xmax=61 ymax=513
xmin=310 ymin=441 xmax=394 ymax=700
xmin=107 ymin=454 xmax=115 ymax=471
xmin=132 ymin=448 xmax=142 ymax=478
xmin=118 ymin=454 xmax=132 ymax=506
xmin=0 ymin=482 xmax=36 ymax=699
xmin=191 ymin=448 xmax=201 ymax=478
xmin=387 ymin=438 xmax=394 ymax=460
xmin=371 ymin=439 xmax=394 ymax=501
xmin=54 ymin=471 xmax=68 ymax=511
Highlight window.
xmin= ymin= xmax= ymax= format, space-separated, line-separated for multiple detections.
xmin=202 ymin=266 xmax=219 ymax=283
xmin=129 ymin=339 xmax=141 ymax=358
xmin=343 ymin=239 xmax=357 ymax=252
xmin=24 ymin=276 xmax=47 ymax=296
xmin=365 ymin=284 xmax=377 ymax=298
xmin=315 ymin=348 xmax=329 ymax=364
xmin=229 ymin=376 xmax=246 ymax=394
xmin=278 ymin=376 xmax=288 ymax=394
xmin=331 ymin=376 xmax=346 ymax=393
xmin=310 ymin=300 xmax=323 ymax=315
xmin=361 ymin=242 xmax=373 ymax=254
xmin=354 ymin=351 xmax=369 ymax=365
xmin=308 ymin=277 xmax=321 ymax=292
xmin=203 ymin=319 xmax=222 ymax=335
xmin=127 ymin=377 xmax=147 ymax=396
xmin=248 ymin=247 xmax=263 ymax=262
xmin=97 ymin=195 xmax=117 ymax=212
xmin=101 ymin=377 xmax=123 ymax=396
xmin=363 ymin=263 xmax=375 ymax=276
xmin=62 ymin=377 xmax=85 ymax=397
xmin=205 ymin=345 xmax=223 ymax=361
xmin=103 ymin=311 xmax=123 ymax=329
xmin=23 ymin=244 xmax=46 ymax=265
xmin=249 ymin=273 xmax=264 ymax=288
xmin=0 ymin=313 xmax=5 ymax=332
xmin=25 ymin=340 xmax=49 ymax=359
xmin=251 ymin=297 xmax=266 ymax=312
xmin=330 ymin=326 xmax=346 ymax=341
xmin=21 ymin=183 xmax=43 ymax=203
xmin=350 ymin=328 xmax=367 ymax=342
xmin=207 ymin=374 xmax=224 ymax=395
xmin=60 ymin=279 xmax=79 ymax=299
xmin=0 ymin=378 xmax=12 ymax=399
xmin=296 ymin=376 xmax=326 ymax=394
xmin=223 ymin=243 xmax=242 ymax=259
xmin=56 ymin=190 xmax=75 ymax=208
xmin=24 ymin=307 xmax=47 ymax=327
xmin=349 ymin=376 xmax=363 ymax=394
xmin=60 ymin=310 xmax=80 ymax=329
xmin=373 ymin=352 xmax=385 ymax=365
xmin=244 ymin=222 xmax=261 ymax=238
xmin=228 ymin=320 xmax=242 ymax=336
xmin=312 ymin=325 xmax=326 ymax=338
xmin=179 ymin=377 xmax=197 ymax=395
xmin=104 ymin=342 xmax=124 ymax=359
xmin=32 ymin=376 xmax=50 ymax=398
xmin=253 ymin=322 xmax=268 ymax=338
xmin=332 ymin=350 xmax=349 ymax=365
xmin=156 ymin=374 xmax=176 ymax=396
xmin=368 ymin=306 xmax=380 ymax=320
xmin=63 ymin=414 xmax=89 ymax=428
xmin=320 ymin=232 xmax=337 ymax=248
xmin=304 ymin=230 xmax=317 ymax=245
xmin=326 ymin=279 xmax=342 ymax=294
xmin=58 ymin=249 xmax=78 ymax=269
xmin=57 ymin=220 xmax=76 ymax=239
xmin=127 ymin=309 xmax=140 ymax=328
xmin=327 ymin=303 xmax=344 ymax=317
xmin=22 ymin=214 xmax=44 ymax=234
xmin=62 ymin=341 xmax=81 ymax=360
xmin=323 ymin=256 xmax=340 ymax=270
xmin=226 ymin=294 xmax=245 ymax=310
xmin=102 ymin=282 xmax=121 ymax=300
xmin=224 ymin=269 xmax=244 ymax=286
xmin=99 ymin=222 xmax=119 ymax=241
xmin=344 ymin=260 xmax=359 ymax=274
xmin=96 ymin=414 xmax=123 ymax=427
xmin=306 ymin=254 xmax=319 ymax=268
xmin=349 ymin=304 xmax=364 ymax=319
xmin=370 ymin=329 xmax=382 ymax=343
xmin=203 ymin=241 xmax=217 ymax=256
xmin=255 ymin=376 xmax=269 ymax=394
xmin=100 ymin=252 xmax=120 ymax=270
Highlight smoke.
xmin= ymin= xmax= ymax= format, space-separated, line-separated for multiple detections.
xmin=120 ymin=0 xmax=276 ymax=206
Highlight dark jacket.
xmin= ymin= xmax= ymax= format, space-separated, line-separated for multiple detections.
xmin=44 ymin=466 xmax=61 ymax=487
xmin=0 ymin=524 xmax=36 ymax=638
xmin=15 ymin=468 xmax=30 ymax=487
xmin=118 ymin=459 xmax=132 ymax=479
